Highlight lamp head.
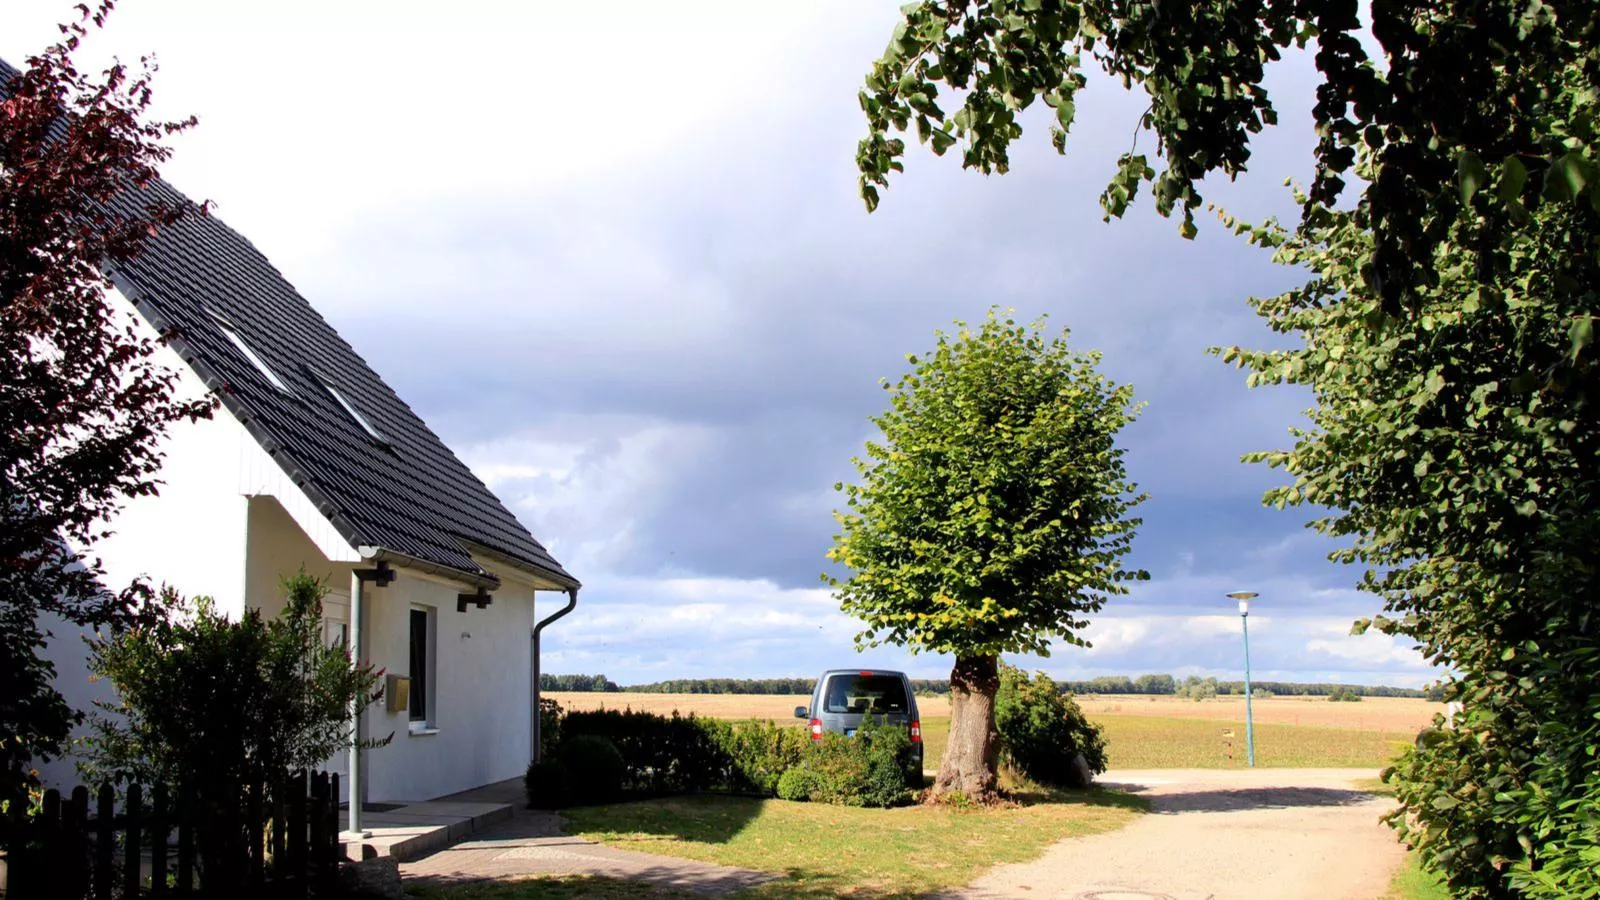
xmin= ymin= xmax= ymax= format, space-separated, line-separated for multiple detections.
xmin=1226 ymin=590 xmax=1258 ymax=616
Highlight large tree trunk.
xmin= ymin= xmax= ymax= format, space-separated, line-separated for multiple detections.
xmin=932 ymin=653 xmax=1000 ymax=802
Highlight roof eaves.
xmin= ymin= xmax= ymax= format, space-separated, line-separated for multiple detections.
xmin=457 ymin=537 xmax=582 ymax=591
xmin=357 ymin=545 xmax=501 ymax=592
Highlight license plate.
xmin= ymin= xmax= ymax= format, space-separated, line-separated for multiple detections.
xmin=844 ymin=728 xmax=857 ymax=737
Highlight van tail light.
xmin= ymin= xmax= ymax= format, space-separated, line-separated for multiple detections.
xmin=809 ymin=718 xmax=823 ymax=740
xmin=910 ymin=720 xmax=922 ymax=743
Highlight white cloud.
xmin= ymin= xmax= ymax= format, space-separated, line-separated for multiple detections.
xmin=0 ymin=0 xmax=1447 ymax=688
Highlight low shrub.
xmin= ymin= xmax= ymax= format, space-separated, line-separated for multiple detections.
xmin=555 ymin=735 xmax=626 ymax=806
xmin=524 ymin=757 xmax=573 ymax=809
xmin=995 ymin=662 xmax=1107 ymax=788
xmin=777 ymin=716 xmax=914 ymax=808
xmin=538 ymin=696 xmax=564 ymax=760
xmin=776 ymin=764 xmax=823 ymax=801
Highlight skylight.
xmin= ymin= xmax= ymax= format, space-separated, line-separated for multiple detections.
xmin=322 ymin=379 xmax=388 ymax=445
xmin=213 ymin=316 xmax=292 ymax=393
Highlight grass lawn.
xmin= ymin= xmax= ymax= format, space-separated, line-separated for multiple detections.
xmin=556 ymin=789 xmax=1145 ymax=898
xmin=1384 ymin=855 xmax=1450 ymax=900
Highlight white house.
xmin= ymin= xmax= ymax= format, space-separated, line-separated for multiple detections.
xmin=34 ymin=148 xmax=580 ymax=811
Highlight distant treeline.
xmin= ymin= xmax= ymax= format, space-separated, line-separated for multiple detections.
xmin=621 ymin=677 xmax=815 ymax=695
xmin=540 ymin=673 xmax=621 ymax=692
xmin=541 ymin=672 xmax=1436 ymax=700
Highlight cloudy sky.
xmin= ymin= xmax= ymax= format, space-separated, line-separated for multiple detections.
xmin=3 ymin=0 xmax=1437 ymax=687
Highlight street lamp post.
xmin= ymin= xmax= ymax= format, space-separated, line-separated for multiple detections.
xmin=1227 ymin=591 xmax=1259 ymax=767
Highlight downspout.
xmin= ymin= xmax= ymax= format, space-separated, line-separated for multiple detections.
xmin=343 ymin=559 xmax=392 ymax=841
xmin=345 ymin=567 xmax=370 ymax=838
xmin=531 ymin=587 xmax=578 ymax=765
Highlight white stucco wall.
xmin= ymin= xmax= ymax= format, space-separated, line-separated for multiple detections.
xmin=360 ymin=571 xmax=537 ymax=802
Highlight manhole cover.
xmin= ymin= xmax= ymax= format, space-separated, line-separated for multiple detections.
xmin=1075 ymin=892 xmax=1178 ymax=900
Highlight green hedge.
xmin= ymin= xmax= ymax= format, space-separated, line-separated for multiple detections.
xmin=548 ymin=706 xmax=914 ymax=807
xmin=558 ymin=708 xmax=810 ymax=796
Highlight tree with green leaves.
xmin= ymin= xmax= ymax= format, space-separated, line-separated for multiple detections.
xmin=87 ymin=573 xmax=385 ymax=887
xmin=826 ymin=310 xmax=1145 ymax=801
xmin=854 ymin=2 xmax=1596 ymax=894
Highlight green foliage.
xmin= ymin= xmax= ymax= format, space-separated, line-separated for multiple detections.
xmin=1176 ymin=676 xmax=1218 ymax=701
xmin=524 ymin=757 xmax=574 ymax=810
xmin=559 ymin=708 xmax=809 ymax=797
xmin=555 ymin=735 xmax=626 ymax=807
xmin=1327 ymin=688 xmax=1364 ymax=703
xmin=778 ymin=717 xmax=915 ymax=808
xmin=1225 ymin=174 xmax=1597 ymax=895
xmin=994 ymin=663 xmax=1106 ymax=787
xmin=775 ymin=765 xmax=822 ymax=802
xmin=538 ymin=696 xmax=564 ymax=761
xmin=86 ymin=572 xmax=385 ymax=787
xmin=826 ymin=308 xmax=1146 ymax=659
xmin=712 ymin=718 xmax=810 ymax=796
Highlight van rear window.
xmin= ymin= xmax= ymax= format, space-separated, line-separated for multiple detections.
xmin=823 ymin=674 xmax=908 ymax=714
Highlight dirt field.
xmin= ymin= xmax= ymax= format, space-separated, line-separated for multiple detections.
xmin=546 ymin=692 xmax=1444 ymax=734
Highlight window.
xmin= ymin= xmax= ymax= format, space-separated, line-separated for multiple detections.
xmin=321 ymin=378 xmax=388 ymax=445
xmin=323 ymin=619 xmax=348 ymax=649
xmin=822 ymin=674 xmax=908 ymax=715
xmin=408 ymin=606 xmax=435 ymax=728
xmin=212 ymin=315 xmax=292 ymax=393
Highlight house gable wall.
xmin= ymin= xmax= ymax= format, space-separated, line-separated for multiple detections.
xmin=36 ymin=287 xmax=358 ymax=790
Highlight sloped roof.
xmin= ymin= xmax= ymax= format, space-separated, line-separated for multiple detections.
xmin=1 ymin=58 xmax=578 ymax=590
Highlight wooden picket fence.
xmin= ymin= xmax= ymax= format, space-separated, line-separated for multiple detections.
xmin=1 ymin=771 xmax=342 ymax=899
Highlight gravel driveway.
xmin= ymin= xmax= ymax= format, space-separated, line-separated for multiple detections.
xmin=953 ymin=768 xmax=1404 ymax=900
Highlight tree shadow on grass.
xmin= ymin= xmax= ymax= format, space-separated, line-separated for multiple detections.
xmin=563 ymin=794 xmax=765 ymax=846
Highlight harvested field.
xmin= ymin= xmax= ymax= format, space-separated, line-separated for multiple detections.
xmin=545 ymin=692 xmax=812 ymax=721
xmin=1076 ymin=694 xmax=1444 ymax=733
xmin=546 ymin=692 xmax=1444 ymax=734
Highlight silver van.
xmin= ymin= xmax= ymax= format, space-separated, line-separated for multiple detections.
xmin=794 ymin=669 xmax=924 ymax=777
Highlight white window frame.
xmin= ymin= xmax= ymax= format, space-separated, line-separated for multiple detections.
xmin=211 ymin=313 xmax=293 ymax=394
xmin=320 ymin=377 xmax=388 ymax=445
xmin=408 ymin=604 xmax=438 ymax=734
